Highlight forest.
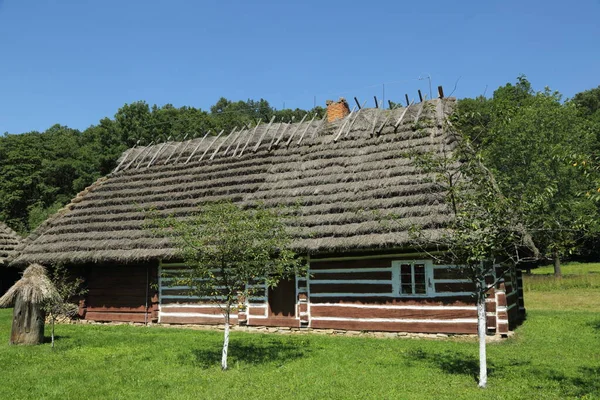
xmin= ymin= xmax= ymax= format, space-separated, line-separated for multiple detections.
xmin=1 ymin=77 xmax=600 ymax=271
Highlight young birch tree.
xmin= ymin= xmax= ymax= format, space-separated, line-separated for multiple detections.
xmin=408 ymin=126 xmax=536 ymax=388
xmin=43 ymin=264 xmax=87 ymax=349
xmin=148 ymin=201 xmax=300 ymax=370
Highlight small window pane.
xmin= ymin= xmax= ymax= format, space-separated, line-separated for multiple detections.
xmin=415 ymin=283 xmax=426 ymax=294
xmin=401 ymin=283 xmax=413 ymax=294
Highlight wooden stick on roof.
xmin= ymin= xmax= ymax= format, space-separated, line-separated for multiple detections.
xmin=185 ymin=130 xmax=211 ymax=164
xmin=285 ymin=114 xmax=308 ymax=147
xmin=253 ymin=115 xmax=276 ymax=152
xmin=267 ymin=120 xmax=285 ymax=150
xmin=210 ymin=127 xmax=237 ymax=160
xmin=394 ymin=101 xmax=415 ymax=129
xmin=413 ymin=101 xmax=426 ymax=124
xmin=164 ymin=134 xmax=189 ymax=164
xmin=333 ymin=105 xmax=357 ymax=142
xmin=113 ymin=140 xmax=140 ymax=173
xmin=125 ymin=142 xmax=153 ymax=170
xmin=135 ymin=142 xmax=156 ymax=169
xmin=238 ymin=120 xmax=262 ymax=157
xmin=231 ymin=127 xmax=250 ymax=157
xmin=311 ymin=114 xmax=328 ymax=139
xmin=296 ymin=113 xmax=317 ymax=145
xmin=222 ymin=127 xmax=242 ymax=156
xmin=147 ymin=136 xmax=172 ymax=168
xmin=343 ymin=100 xmax=367 ymax=138
xmin=376 ymin=103 xmax=402 ymax=136
xmin=273 ymin=117 xmax=294 ymax=148
xmin=174 ymin=136 xmax=195 ymax=163
xmin=200 ymin=129 xmax=224 ymax=161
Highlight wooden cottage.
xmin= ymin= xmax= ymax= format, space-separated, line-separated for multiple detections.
xmin=0 ymin=222 xmax=22 ymax=295
xmin=13 ymin=98 xmax=525 ymax=335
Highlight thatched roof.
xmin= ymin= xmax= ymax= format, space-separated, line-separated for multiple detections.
xmin=14 ymin=98 xmax=458 ymax=266
xmin=0 ymin=222 xmax=21 ymax=266
xmin=0 ymin=264 xmax=58 ymax=306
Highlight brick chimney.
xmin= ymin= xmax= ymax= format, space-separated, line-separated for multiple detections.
xmin=326 ymin=98 xmax=350 ymax=122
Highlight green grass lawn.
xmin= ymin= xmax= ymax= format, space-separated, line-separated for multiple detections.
xmin=0 ymin=265 xmax=599 ymax=400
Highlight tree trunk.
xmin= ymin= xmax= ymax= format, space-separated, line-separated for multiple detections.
xmin=477 ymin=279 xmax=488 ymax=388
xmin=221 ymin=306 xmax=230 ymax=371
xmin=10 ymin=295 xmax=45 ymax=345
xmin=553 ymin=251 xmax=562 ymax=278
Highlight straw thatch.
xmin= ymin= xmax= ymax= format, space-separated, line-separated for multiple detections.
xmin=0 ymin=264 xmax=59 ymax=307
xmin=14 ymin=98 xmax=458 ymax=266
xmin=0 ymin=222 xmax=21 ymax=266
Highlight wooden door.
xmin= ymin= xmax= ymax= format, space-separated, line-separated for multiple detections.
xmin=268 ymin=278 xmax=296 ymax=318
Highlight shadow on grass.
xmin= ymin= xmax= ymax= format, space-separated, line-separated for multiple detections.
xmin=181 ymin=337 xmax=310 ymax=368
xmin=404 ymin=348 xmax=499 ymax=382
xmin=43 ymin=335 xmax=69 ymax=344
xmin=588 ymin=320 xmax=600 ymax=332
xmin=538 ymin=365 xmax=600 ymax=398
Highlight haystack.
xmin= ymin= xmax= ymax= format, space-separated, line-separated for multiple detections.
xmin=0 ymin=264 xmax=59 ymax=345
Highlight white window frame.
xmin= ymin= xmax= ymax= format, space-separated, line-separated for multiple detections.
xmin=391 ymin=260 xmax=434 ymax=297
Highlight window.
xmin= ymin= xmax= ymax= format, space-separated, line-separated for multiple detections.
xmin=392 ymin=260 xmax=433 ymax=296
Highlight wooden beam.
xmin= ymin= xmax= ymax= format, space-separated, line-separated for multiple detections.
xmin=147 ymin=136 xmax=172 ymax=168
xmin=374 ymin=96 xmax=379 ymax=108
xmin=297 ymin=113 xmax=317 ymax=145
xmin=405 ymin=94 xmax=410 ymax=106
xmin=272 ymin=117 xmax=294 ymax=149
xmin=354 ymin=97 xmax=361 ymax=109
xmin=210 ymin=127 xmax=237 ymax=160
xmin=135 ymin=142 xmax=156 ymax=169
xmin=238 ymin=120 xmax=262 ymax=157
xmin=232 ymin=127 xmax=249 ymax=157
xmin=285 ymin=114 xmax=308 ymax=147
xmin=185 ymin=131 xmax=210 ymax=164
xmin=333 ymin=105 xmax=357 ymax=142
xmin=223 ymin=127 xmax=242 ymax=156
xmin=174 ymin=137 xmax=194 ymax=163
xmin=164 ymin=134 xmax=188 ymax=164
xmin=418 ymin=90 xmax=423 ymax=102
xmin=253 ymin=115 xmax=276 ymax=152
xmin=394 ymin=101 xmax=414 ymax=129
xmin=267 ymin=120 xmax=285 ymax=150
xmin=343 ymin=100 xmax=367 ymax=138
xmin=114 ymin=140 xmax=140 ymax=172
xmin=200 ymin=130 xmax=224 ymax=161
xmin=438 ymin=85 xmax=444 ymax=98
xmin=126 ymin=142 xmax=153 ymax=170
xmin=311 ymin=114 xmax=328 ymax=139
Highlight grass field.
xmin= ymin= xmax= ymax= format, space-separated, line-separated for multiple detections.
xmin=0 ymin=264 xmax=598 ymax=399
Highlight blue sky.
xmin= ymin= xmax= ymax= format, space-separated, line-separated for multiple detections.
xmin=1 ymin=0 xmax=599 ymax=134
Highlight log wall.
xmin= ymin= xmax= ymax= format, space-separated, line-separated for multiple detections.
xmin=156 ymin=256 xmax=525 ymax=335
xmin=79 ymin=262 xmax=159 ymax=323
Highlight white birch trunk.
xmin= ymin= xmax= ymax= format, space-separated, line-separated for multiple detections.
xmin=477 ymin=278 xmax=487 ymax=388
xmin=51 ymin=318 xmax=55 ymax=349
xmin=221 ymin=306 xmax=230 ymax=371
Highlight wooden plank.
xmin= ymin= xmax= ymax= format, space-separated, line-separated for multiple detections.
xmin=309 ymin=283 xmax=391 ymax=294
xmin=435 ymin=282 xmax=476 ymax=293
xmin=310 ymin=320 xmax=477 ymax=334
xmin=247 ymin=317 xmax=300 ymax=328
xmin=310 ymin=306 xmax=477 ymax=319
xmin=311 ymin=271 xmax=392 ymax=280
